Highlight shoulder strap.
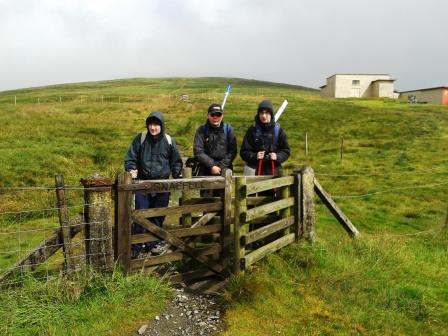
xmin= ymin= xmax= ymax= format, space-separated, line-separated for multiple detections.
xmin=165 ymin=133 xmax=172 ymax=146
xmin=140 ymin=131 xmax=147 ymax=145
xmin=273 ymin=123 xmax=280 ymax=144
xmin=141 ymin=131 xmax=172 ymax=146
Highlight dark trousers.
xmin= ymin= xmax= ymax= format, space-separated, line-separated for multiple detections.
xmin=132 ymin=192 xmax=170 ymax=252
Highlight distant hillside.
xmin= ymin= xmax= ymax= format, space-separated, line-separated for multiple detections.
xmin=0 ymin=77 xmax=317 ymax=95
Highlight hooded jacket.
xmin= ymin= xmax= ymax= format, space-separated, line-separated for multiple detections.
xmin=193 ymin=121 xmax=237 ymax=175
xmin=240 ymin=114 xmax=290 ymax=175
xmin=124 ymin=111 xmax=183 ymax=179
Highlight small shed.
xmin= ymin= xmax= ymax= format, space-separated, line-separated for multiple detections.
xmin=320 ymin=74 xmax=396 ymax=98
xmin=399 ymin=87 xmax=448 ymax=105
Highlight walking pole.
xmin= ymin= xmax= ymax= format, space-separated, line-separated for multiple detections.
xmin=221 ymin=84 xmax=231 ymax=110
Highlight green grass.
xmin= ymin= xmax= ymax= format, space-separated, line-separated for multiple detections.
xmin=0 ymin=269 xmax=172 ymax=336
xmin=1 ymin=77 xmax=448 ymax=335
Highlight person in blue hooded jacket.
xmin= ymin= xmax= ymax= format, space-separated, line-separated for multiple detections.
xmin=124 ymin=111 xmax=183 ymax=255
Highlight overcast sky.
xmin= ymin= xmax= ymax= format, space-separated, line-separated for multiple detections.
xmin=0 ymin=0 xmax=446 ymax=92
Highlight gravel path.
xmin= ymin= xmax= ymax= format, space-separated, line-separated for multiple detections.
xmin=135 ymin=283 xmax=226 ymax=336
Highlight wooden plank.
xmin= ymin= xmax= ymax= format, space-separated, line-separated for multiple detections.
xmin=130 ymin=244 xmax=221 ymax=268
xmin=244 ymin=233 xmax=295 ymax=267
xmin=237 ymin=175 xmax=271 ymax=183
xmin=54 ymin=174 xmax=74 ymax=270
xmin=0 ymin=219 xmax=82 ymax=283
xmin=245 ymin=176 xmax=294 ymax=195
xmin=168 ymin=267 xmax=222 ymax=284
xmin=134 ymin=202 xmax=222 ymax=218
xmin=242 ymin=216 xmax=295 ymax=245
xmin=182 ymin=196 xmax=274 ymax=207
xmin=132 ymin=216 xmax=222 ymax=274
xmin=130 ymin=224 xmax=222 ymax=243
xmin=115 ymin=172 xmax=133 ymax=272
xmin=242 ymin=197 xmax=294 ymax=222
xmin=314 ymin=178 xmax=360 ymax=237
xmin=117 ymin=177 xmax=225 ymax=192
xmin=221 ymin=169 xmax=233 ymax=273
xmin=233 ymin=177 xmax=247 ymax=275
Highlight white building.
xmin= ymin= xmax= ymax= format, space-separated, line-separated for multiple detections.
xmin=399 ymin=87 xmax=448 ymax=105
xmin=320 ymin=74 xmax=396 ymax=98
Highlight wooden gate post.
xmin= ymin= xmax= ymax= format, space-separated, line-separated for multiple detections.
xmin=55 ymin=174 xmax=75 ymax=271
xmin=296 ymin=166 xmax=315 ymax=243
xmin=181 ymin=167 xmax=193 ymax=227
xmin=115 ymin=172 xmax=133 ymax=272
xmin=221 ymin=169 xmax=233 ymax=273
xmin=80 ymin=173 xmax=114 ymax=273
xmin=233 ymin=176 xmax=247 ymax=274
xmin=293 ymin=172 xmax=302 ymax=242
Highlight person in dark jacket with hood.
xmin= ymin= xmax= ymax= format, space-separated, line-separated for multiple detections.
xmin=124 ymin=111 xmax=183 ymax=255
xmin=240 ymin=100 xmax=290 ymax=176
xmin=193 ymin=103 xmax=237 ymax=176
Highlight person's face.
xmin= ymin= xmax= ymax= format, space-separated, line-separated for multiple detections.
xmin=208 ymin=111 xmax=223 ymax=126
xmin=147 ymin=122 xmax=161 ymax=136
xmin=259 ymin=110 xmax=272 ymax=124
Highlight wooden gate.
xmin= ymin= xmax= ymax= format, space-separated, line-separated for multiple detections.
xmin=115 ymin=169 xmax=232 ymax=282
xmin=233 ymin=171 xmax=300 ymax=274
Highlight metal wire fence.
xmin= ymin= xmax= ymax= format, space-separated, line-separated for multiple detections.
xmin=0 ymin=187 xmax=113 ymax=286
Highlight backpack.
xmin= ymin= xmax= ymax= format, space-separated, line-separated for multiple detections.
xmin=140 ymin=131 xmax=172 ymax=146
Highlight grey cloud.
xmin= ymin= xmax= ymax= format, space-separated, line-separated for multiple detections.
xmin=0 ymin=0 xmax=446 ymax=91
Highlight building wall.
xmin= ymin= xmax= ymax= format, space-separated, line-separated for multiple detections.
xmin=372 ymin=81 xmax=395 ymax=98
xmin=399 ymin=89 xmax=445 ymax=104
xmin=321 ymin=76 xmax=336 ymax=97
xmin=333 ymin=75 xmax=391 ymax=98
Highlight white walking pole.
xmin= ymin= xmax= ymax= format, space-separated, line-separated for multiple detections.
xmin=221 ymin=84 xmax=231 ymax=110
xmin=274 ymin=99 xmax=288 ymax=122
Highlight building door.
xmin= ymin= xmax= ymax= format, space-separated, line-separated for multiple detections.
xmin=443 ymin=89 xmax=448 ymax=105
xmin=350 ymin=88 xmax=361 ymax=98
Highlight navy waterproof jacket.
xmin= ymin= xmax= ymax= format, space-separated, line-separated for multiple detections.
xmin=240 ymin=116 xmax=290 ymax=175
xmin=124 ymin=111 xmax=183 ymax=179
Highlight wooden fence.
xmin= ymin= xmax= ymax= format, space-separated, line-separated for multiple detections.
xmin=1 ymin=165 xmax=359 ymax=285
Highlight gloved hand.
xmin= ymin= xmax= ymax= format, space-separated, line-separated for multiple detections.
xmin=129 ymin=169 xmax=138 ymax=179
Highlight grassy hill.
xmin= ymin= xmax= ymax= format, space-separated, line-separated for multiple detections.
xmin=0 ymin=77 xmax=447 ymax=335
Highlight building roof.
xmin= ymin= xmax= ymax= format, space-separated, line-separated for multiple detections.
xmin=399 ymin=86 xmax=448 ymax=93
xmin=319 ymin=85 xmax=327 ymax=89
xmin=372 ymin=79 xmax=396 ymax=83
xmin=326 ymin=74 xmax=390 ymax=79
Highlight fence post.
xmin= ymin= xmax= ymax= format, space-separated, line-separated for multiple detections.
xmin=55 ymin=174 xmax=75 ymax=271
xmin=181 ymin=167 xmax=193 ymax=227
xmin=221 ymin=169 xmax=233 ymax=273
xmin=115 ymin=172 xmax=132 ymax=272
xmin=233 ymin=176 xmax=247 ymax=274
xmin=80 ymin=173 xmax=114 ymax=273
xmin=297 ymin=166 xmax=315 ymax=243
